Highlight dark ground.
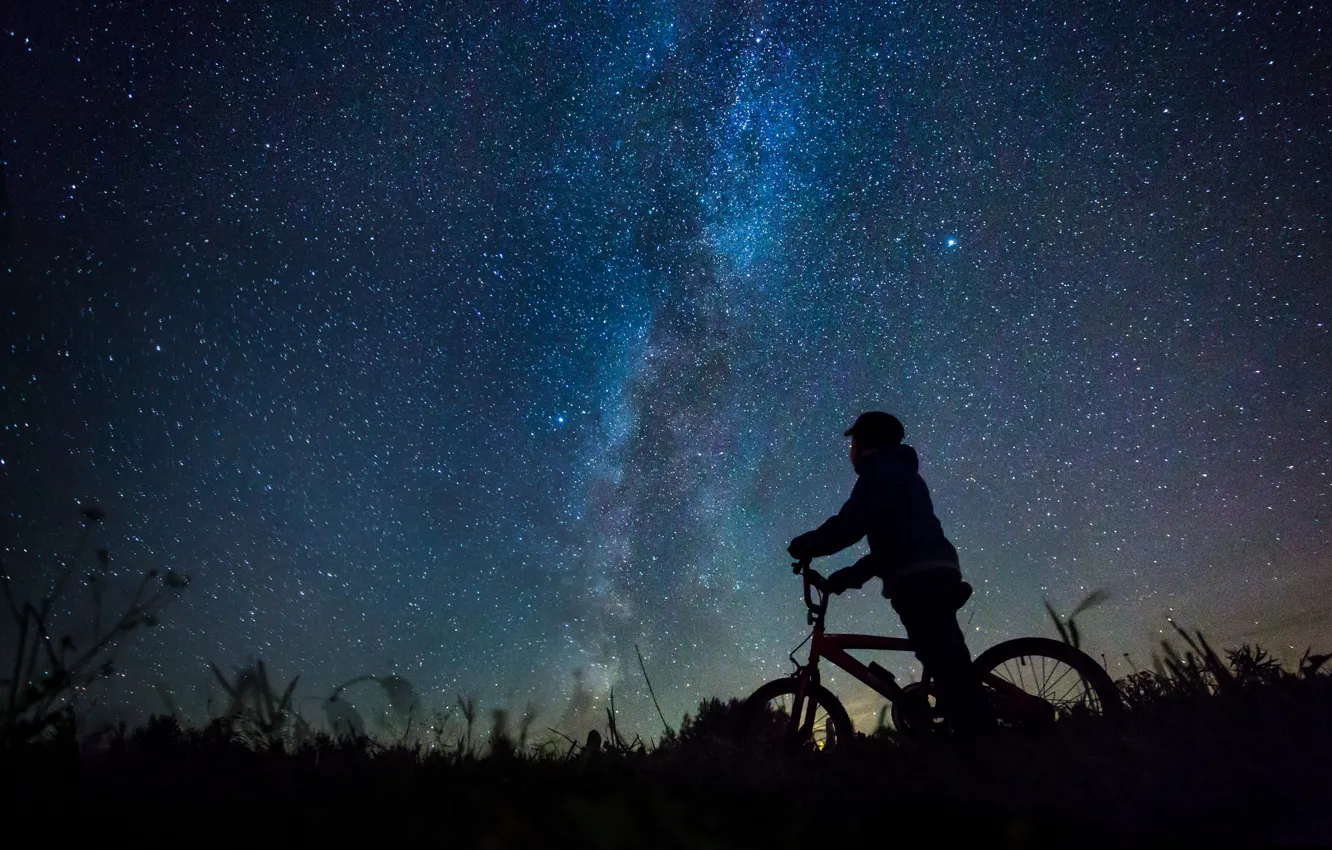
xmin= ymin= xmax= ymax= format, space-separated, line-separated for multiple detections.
xmin=7 ymin=674 xmax=1331 ymax=847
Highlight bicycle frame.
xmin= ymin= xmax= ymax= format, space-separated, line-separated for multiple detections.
xmin=808 ymin=632 xmax=914 ymax=700
xmin=782 ymin=560 xmax=1060 ymax=741
xmin=785 ymin=561 xmax=921 ymax=738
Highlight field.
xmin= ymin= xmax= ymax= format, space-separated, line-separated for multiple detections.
xmin=4 ymin=523 xmax=1329 ymax=845
xmin=7 ymin=661 xmax=1331 ymax=846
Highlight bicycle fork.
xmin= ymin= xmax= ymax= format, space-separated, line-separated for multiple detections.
xmin=787 ymin=663 xmax=913 ymax=743
xmin=787 ymin=653 xmax=915 ymax=743
xmin=788 ymin=670 xmax=819 ymax=741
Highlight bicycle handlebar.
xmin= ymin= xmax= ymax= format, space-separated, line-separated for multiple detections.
xmin=792 ymin=557 xmax=829 ymax=620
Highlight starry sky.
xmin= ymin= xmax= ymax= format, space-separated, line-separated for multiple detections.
xmin=2 ymin=1 xmax=1329 ymax=736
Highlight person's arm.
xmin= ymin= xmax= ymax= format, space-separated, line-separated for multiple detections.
xmin=824 ymin=554 xmax=879 ymax=594
xmin=788 ymin=477 xmax=872 ymax=559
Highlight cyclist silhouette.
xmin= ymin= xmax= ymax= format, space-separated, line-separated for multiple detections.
xmin=787 ymin=411 xmax=986 ymax=734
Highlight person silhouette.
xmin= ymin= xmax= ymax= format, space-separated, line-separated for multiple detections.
xmin=787 ymin=411 xmax=985 ymax=734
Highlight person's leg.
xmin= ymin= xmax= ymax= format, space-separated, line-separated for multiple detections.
xmin=892 ymin=572 xmax=982 ymax=735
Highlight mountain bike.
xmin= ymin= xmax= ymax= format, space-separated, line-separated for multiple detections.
xmin=740 ymin=559 xmax=1121 ymax=747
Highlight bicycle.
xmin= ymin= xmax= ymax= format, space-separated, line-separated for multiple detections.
xmin=740 ymin=559 xmax=1121 ymax=747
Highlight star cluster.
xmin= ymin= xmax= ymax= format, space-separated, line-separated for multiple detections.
xmin=2 ymin=1 xmax=1328 ymax=734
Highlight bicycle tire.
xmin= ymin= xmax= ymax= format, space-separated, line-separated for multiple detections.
xmin=973 ymin=636 xmax=1122 ymax=722
xmin=739 ymin=678 xmax=855 ymax=750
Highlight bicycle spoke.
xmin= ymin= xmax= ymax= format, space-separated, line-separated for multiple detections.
xmin=1039 ymin=661 xmax=1076 ymax=700
xmin=1054 ymin=676 xmax=1098 ymax=709
xmin=1037 ymin=662 xmax=1088 ymax=709
xmin=987 ymin=655 xmax=1103 ymax=720
xmin=975 ymin=637 xmax=1120 ymax=727
xmin=1001 ymin=657 xmax=1036 ymax=696
xmin=750 ymin=688 xmax=839 ymax=749
xmin=1025 ymin=659 xmax=1102 ymax=715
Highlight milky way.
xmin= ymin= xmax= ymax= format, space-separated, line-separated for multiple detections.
xmin=2 ymin=1 xmax=1329 ymax=735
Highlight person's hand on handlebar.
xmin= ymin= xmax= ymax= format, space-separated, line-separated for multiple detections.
xmin=793 ymin=562 xmax=857 ymax=596
xmin=820 ymin=567 xmax=860 ymax=595
xmin=787 ymin=534 xmax=814 ymax=562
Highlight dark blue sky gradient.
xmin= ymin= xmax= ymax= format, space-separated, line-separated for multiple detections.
xmin=2 ymin=1 xmax=1329 ymax=735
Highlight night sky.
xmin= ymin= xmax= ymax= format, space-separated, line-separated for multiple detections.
xmin=2 ymin=1 xmax=1329 ymax=737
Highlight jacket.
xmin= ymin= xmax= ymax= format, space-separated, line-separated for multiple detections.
xmin=790 ymin=443 xmax=960 ymax=597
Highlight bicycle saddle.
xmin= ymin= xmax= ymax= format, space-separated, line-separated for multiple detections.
xmin=953 ymin=581 xmax=973 ymax=610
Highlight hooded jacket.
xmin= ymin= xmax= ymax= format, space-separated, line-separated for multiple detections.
xmin=790 ymin=443 xmax=959 ymax=597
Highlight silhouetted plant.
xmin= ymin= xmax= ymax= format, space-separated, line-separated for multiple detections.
xmin=457 ymin=693 xmax=478 ymax=754
xmin=424 ymin=707 xmax=457 ymax=753
xmin=600 ymin=687 xmax=645 ymax=754
xmin=1043 ymin=590 xmax=1108 ymax=652
xmin=1225 ymin=644 xmax=1287 ymax=687
xmin=1298 ymin=648 xmax=1331 ymax=679
xmin=490 ymin=708 xmax=514 ymax=758
xmin=1151 ymin=636 xmax=1213 ymax=696
xmin=661 ymin=696 xmax=754 ymax=747
xmin=130 ymin=712 xmax=186 ymax=751
xmin=1 ymin=506 xmax=190 ymax=745
xmin=208 ymin=658 xmax=311 ymax=748
xmin=605 ymin=687 xmax=625 ymax=749
xmin=1117 ymin=670 xmax=1171 ymax=711
xmin=318 ymin=673 xmax=420 ymax=742
xmin=518 ymin=701 xmax=538 ymax=751
xmin=1139 ymin=620 xmax=1239 ymax=699
xmin=870 ymin=703 xmax=902 ymax=743
xmin=323 ymin=686 xmax=366 ymax=738
xmin=635 ymin=643 xmax=672 ymax=735
xmin=546 ymin=726 xmax=583 ymax=757
xmin=1169 ymin=620 xmax=1234 ymax=690
xmin=1118 ymin=619 xmax=1332 ymax=710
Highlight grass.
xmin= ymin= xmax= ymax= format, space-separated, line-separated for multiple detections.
xmin=1 ymin=506 xmax=189 ymax=746
xmin=4 ymin=516 xmax=1330 ymax=844
xmin=4 ymin=650 xmax=1329 ymax=845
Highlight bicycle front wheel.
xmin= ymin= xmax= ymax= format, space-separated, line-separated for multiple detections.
xmin=974 ymin=637 xmax=1121 ymax=725
xmin=739 ymin=678 xmax=854 ymax=751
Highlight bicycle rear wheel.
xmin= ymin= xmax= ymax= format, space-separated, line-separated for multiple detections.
xmin=974 ymin=637 xmax=1121 ymax=725
xmin=739 ymin=678 xmax=854 ymax=751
